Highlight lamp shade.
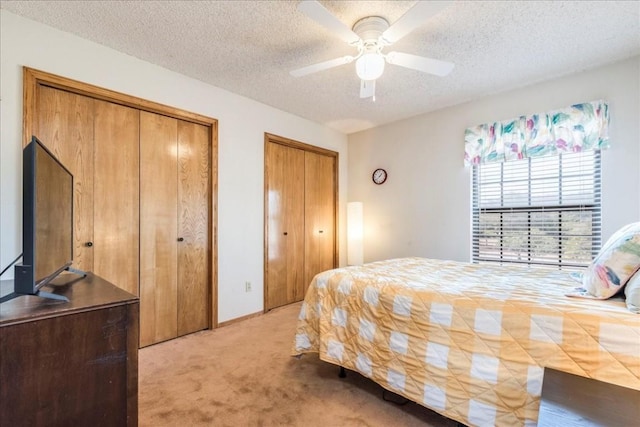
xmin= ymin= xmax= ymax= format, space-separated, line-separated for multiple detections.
xmin=355 ymin=53 xmax=385 ymax=81
xmin=347 ymin=202 xmax=364 ymax=265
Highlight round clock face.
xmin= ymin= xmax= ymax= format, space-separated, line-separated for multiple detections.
xmin=372 ymin=168 xmax=387 ymax=185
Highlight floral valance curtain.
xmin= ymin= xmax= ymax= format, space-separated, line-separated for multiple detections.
xmin=464 ymin=100 xmax=610 ymax=166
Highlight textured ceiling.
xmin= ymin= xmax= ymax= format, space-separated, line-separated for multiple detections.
xmin=2 ymin=1 xmax=639 ymax=134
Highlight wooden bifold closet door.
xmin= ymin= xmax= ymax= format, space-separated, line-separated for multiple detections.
xmin=264 ymin=135 xmax=337 ymax=311
xmin=139 ymin=111 xmax=209 ymax=347
xmin=35 ymin=86 xmax=95 ymax=273
xmin=93 ymin=100 xmax=140 ymax=296
xmin=28 ymin=71 xmax=214 ymax=348
xmin=35 ymin=86 xmax=140 ymax=297
xmin=303 ymin=151 xmax=336 ymax=288
xmin=265 ymin=142 xmax=305 ymax=309
xmin=140 ymin=112 xmax=179 ymax=345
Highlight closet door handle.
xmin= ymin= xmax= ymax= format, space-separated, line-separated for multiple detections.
xmin=177 ymin=237 xmax=184 ymax=242
xmin=283 ymin=232 xmax=288 ymax=236
xmin=319 ymin=230 xmax=324 ymax=234
xmin=85 ymin=241 xmax=93 ymax=247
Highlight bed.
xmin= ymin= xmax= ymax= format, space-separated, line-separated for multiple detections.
xmin=292 ymin=257 xmax=640 ymax=426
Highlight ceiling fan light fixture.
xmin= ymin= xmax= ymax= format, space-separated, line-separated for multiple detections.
xmin=356 ymin=53 xmax=385 ymax=80
xmin=291 ymin=1 xmax=455 ymax=98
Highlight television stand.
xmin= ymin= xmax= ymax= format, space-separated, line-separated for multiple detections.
xmin=0 ymin=265 xmax=87 ymax=304
xmin=35 ymin=289 xmax=70 ymax=301
xmin=0 ymin=289 xmax=68 ymax=304
xmin=66 ymin=265 xmax=87 ymax=277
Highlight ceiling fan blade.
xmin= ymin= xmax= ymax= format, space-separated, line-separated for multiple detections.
xmin=382 ymin=1 xmax=453 ymax=44
xmin=290 ymin=56 xmax=354 ymax=77
xmin=386 ymin=51 xmax=454 ymax=76
xmin=360 ymin=79 xmax=375 ymax=99
xmin=298 ymin=0 xmax=360 ymax=44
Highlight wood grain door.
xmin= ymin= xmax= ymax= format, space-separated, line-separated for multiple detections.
xmin=139 ymin=111 xmax=178 ymax=347
xmin=265 ymin=142 xmax=305 ymax=310
xmin=35 ymin=86 xmax=95 ymax=272
xmin=176 ymin=120 xmax=210 ymax=335
xmin=92 ymin=100 xmax=140 ymax=297
xmin=304 ymin=151 xmax=336 ymax=288
xmin=25 ymin=68 xmax=217 ymax=345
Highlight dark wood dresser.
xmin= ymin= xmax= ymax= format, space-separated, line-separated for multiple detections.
xmin=0 ymin=273 xmax=139 ymax=426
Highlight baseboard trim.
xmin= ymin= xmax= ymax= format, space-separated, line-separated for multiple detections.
xmin=218 ymin=310 xmax=263 ymax=328
xmin=217 ymin=302 xmax=303 ymax=328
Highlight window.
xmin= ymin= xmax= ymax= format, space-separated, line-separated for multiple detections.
xmin=472 ymin=151 xmax=601 ymax=270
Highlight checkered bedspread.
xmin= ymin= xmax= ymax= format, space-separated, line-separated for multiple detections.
xmin=292 ymin=258 xmax=640 ymax=426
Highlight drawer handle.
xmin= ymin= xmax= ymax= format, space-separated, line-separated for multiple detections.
xmin=85 ymin=241 xmax=93 ymax=247
xmin=177 ymin=237 xmax=184 ymax=242
xmin=283 ymin=232 xmax=288 ymax=236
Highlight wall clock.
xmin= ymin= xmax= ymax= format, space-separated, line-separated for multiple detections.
xmin=372 ymin=168 xmax=387 ymax=185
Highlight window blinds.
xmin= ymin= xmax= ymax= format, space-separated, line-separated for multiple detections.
xmin=472 ymin=150 xmax=601 ymax=270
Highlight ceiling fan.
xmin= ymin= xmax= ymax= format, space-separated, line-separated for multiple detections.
xmin=290 ymin=0 xmax=455 ymax=100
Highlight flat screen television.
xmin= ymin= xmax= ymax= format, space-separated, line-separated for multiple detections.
xmin=1 ymin=136 xmax=83 ymax=304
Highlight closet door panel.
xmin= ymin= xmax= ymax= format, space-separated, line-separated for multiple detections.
xmin=304 ymin=151 xmax=336 ymax=289
xmin=283 ymin=147 xmax=306 ymax=303
xmin=139 ymin=111 xmax=178 ymax=347
xmin=93 ymin=100 xmax=140 ymax=297
xmin=265 ymin=142 xmax=305 ymax=309
xmin=176 ymin=120 xmax=210 ymax=336
xmin=36 ymin=86 xmax=94 ymax=272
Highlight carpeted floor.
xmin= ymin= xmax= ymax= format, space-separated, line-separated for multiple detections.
xmin=139 ymin=302 xmax=458 ymax=426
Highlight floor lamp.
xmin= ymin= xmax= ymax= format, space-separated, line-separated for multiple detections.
xmin=347 ymin=202 xmax=363 ymax=266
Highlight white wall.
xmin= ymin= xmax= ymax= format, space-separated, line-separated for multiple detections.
xmin=349 ymin=56 xmax=640 ymax=263
xmin=0 ymin=10 xmax=349 ymax=322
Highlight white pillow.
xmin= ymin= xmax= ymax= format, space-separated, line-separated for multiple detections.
xmin=581 ymin=222 xmax=640 ymax=299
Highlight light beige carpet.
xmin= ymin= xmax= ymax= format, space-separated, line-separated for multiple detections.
xmin=139 ymin=302 xmax=458 ymax=426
